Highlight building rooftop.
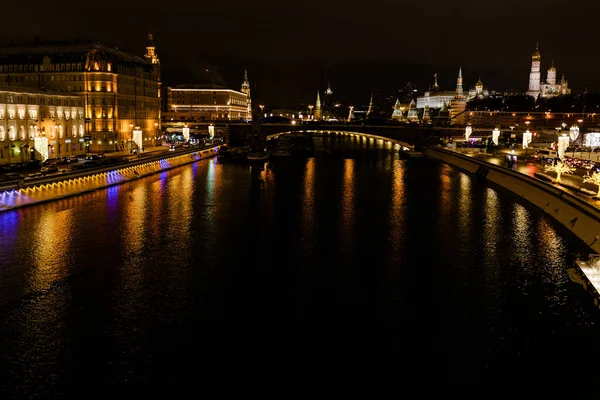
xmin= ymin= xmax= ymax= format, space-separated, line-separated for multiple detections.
xmin=172 ymin=84 xmax=228 ymax=90
xmin=0 ymin=40 xmax=149 ymax=65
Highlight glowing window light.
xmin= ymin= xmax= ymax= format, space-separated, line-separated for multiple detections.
xmin=0 ymin=126 xmax=4 ymax=141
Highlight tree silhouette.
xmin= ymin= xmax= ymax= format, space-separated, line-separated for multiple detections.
xmin=544 ymin=161 xmax=575 ymax=182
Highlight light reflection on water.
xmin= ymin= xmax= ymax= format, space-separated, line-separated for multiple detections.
xmin=0 ymin=135 xmax=599 ymax=391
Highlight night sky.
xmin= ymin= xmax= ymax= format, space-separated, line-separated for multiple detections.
xmin=1 ymin=0 xmax=598 ymax=107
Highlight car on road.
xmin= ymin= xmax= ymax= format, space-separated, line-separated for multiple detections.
xmin=0 ymin=172 xmax=25 ymax=182
xmin=41 ymin=165 xmax=60 ymax=175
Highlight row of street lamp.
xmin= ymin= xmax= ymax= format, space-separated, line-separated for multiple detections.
xmin=465 ymin=122 xmax=585 ymax=161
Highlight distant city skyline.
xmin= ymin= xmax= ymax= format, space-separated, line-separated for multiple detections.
xmin=1 ymin=0 xmax=598 ymax=107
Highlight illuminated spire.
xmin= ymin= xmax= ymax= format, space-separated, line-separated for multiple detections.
xmin=532 ymin=43 xmax=541 ymax=61
xmin=456 ymin=67 xmax=463 ymax=98
xmin=145 ymin=26 xmax=159 ymax=65
xmin=314 ymin=90 xmax=322 ymax=121
xmin=432 ymin=73 xmax=439 ymax=90
xmin=241 ymin=69 xmax=252 ymax=120
xmin=367 ymin=93 xmax=374 ymax=117
xmin=326 ymin=82 xmax=333 ymax=96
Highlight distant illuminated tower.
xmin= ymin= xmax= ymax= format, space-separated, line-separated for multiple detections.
xmin=241 ymin=69 xmax=252 ymax=120
xmin=391 ymin=98 xmax=404 ymax=121
xmin=314 ymin=90 xmax=322 ymax=121
xmin=475 ymin=77 xmax=484 ymax=96
xmin=367 ymin=93 xmax=374 ymax=117
xmin=422 ymin=103 xmax=431 ymax=123
xmin=325 ymin=82 xmax=333 ymax=96
xmin=406 ymin=99 xmax=419 ymax=122
xmin=144 ymin=27 xmax=161 ymax=102
xmin=547 ymin=61 xmax=556 ymax=85
xmin=527 ymin=43 xmax=541 ymax=98
xmin=348 ymin=106 xmax=354 ymax=122
xmin=432 ymin=73 xmax=439 ymax=90
xmin=456 ymin=67 xmax=464 ymax=98
xmin=144 ymin=27 xmax=160 ymax=65
xmin=324 ymin=82 xmax=333 ymax=115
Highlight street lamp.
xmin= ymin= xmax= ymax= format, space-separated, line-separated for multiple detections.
xmin=129 ymin=123 xmax=134 ymax=152
xmin=308 ymin=105 xmax=314 ymax=120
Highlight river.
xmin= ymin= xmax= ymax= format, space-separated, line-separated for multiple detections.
xmin=0 ymin=133 xmax=598 ymax=393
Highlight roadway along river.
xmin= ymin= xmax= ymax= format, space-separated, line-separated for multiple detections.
xmin=0 ymin=134 xmax=599 ymax=393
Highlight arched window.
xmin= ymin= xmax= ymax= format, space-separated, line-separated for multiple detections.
xmin=29 ymin=125 xmax=36 ymax=139
xmin=59 ymin=125 xmax=63 ymax=139
xmin=79 ymin=125 xmax=84 ymax=137
xmin=8 ymin=126 xmax=15 ymax=140
xmin=0 ymin=126 xmax=5 ymax=141
xmin=72 ymin=125 xmax=77 ymax=137
xmin=19 ymin=125 xmax=25 ymax=140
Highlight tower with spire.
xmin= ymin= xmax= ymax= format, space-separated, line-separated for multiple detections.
xmin=455 ymin=67 xmax=464 ymax=98
xmin=527 ymin=44 xmax=571 ymax=98
xmin=145 ymin=27 xmax=160 ymax=65
xmin=527 ymin=43 xmax=541 ymax=98
xmin=449 ymin=67 xmax=467 ymax=125
xmin=366 ymin=93 xmax=374 ymax=117
xmin=547 ymin=61 xmax=557 ymax=85
xmin=391 ymin=98 xmax=405 ymax=121
xmin=241 ymin=69 xmax=252 ymax=120
xmin=314 ymin=90 xmax=322 ymax=121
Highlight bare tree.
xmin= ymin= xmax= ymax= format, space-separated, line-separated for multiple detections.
xmin=544 ymin=161 xmax=575 ymax=182
xmin=583 ymin=171 xmax=600 ymax=197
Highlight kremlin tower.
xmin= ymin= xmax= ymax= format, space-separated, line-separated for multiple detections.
xmin=314 ymin=90 xmax=322 ymax=121
xmin=241 ymin=69 xmax=252 ymax=120
xmin=449 ymin=67 xmax=467 ymax=124
xmin=366 ymin=93 xmax=374 ymax=117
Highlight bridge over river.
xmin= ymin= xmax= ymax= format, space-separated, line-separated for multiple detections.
xmin=226 ymin=123 xmax=444 ymax=150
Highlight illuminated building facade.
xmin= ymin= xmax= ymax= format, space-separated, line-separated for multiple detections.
xmin=0 ymin=35 xmax=161 ymax=153
xmin=527 ymin=44 xmax=570 ymax=99
xmin=164 ymin=84 xmax=250 ymax=122
xmin=0 ymin=87 xmax=84 ymax=165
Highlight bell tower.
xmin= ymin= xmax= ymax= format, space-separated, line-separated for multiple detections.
xmin=527 ymin=43 xmax=541 ymax=98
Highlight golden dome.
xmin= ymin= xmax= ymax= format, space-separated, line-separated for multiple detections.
xmin=532 ymin=43 xmax=541 ymax=61
xmin=548 ymin=60 xmax=556 ymax=72
xmin=476 ymin=77 xmax=483 ymax=88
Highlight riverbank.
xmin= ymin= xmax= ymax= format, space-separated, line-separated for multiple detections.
xmin=0 ymin=145 xmax=221 ymax=212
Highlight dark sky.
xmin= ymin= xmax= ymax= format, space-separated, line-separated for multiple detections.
xmin=1 ymin=0 xmax=598 ymax=107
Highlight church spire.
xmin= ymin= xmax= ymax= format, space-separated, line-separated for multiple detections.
xmin=367 ymin=93 xmax=374 ymax=117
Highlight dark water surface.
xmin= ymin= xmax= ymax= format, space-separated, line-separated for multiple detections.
xmin=1 ymin=134 xmax=599 ymax=393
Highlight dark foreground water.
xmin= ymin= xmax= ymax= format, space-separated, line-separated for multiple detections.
xmin=0 ymin=134 xmax=599 ymax=394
